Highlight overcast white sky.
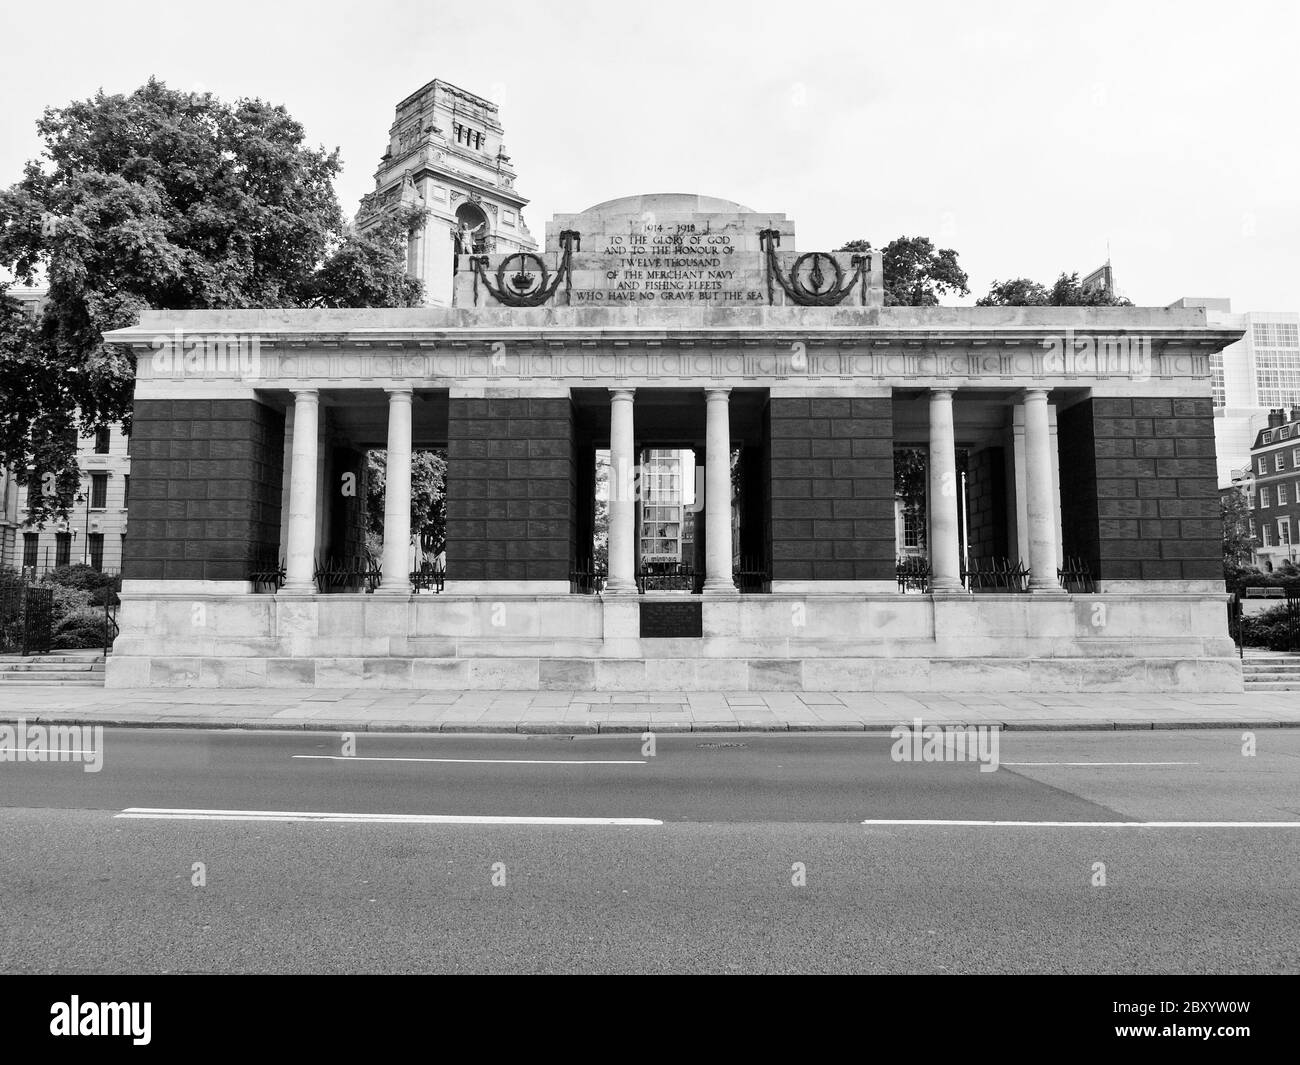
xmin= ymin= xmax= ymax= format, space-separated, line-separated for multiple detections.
xmin=2 ymin=0 xmax=1297 ymax=309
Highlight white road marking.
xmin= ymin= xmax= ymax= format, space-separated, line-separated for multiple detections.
xmin=1001 ymin=761 xmax=1200 ymax=767
xmin=291 ymin=755 xmax=647 ymax=766
xmin=115 ymin=807 xmax=662 ymax=826
xmin=861 ymin=819 xmax=1300 ymax=828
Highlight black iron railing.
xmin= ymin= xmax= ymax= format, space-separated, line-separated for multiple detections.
xmin=1057 ymin=556 xmax=1096 ymax=594
xmin=896 ymin=556 xmax=931 ymax=593
xmin=249 ymin=557 xmax=286 ymax=593
xmin=638 ymin=563 xmax=701 ymax=594
xmin=570 ymin=561 xmax=606 ymax=595
xmin=733 ymin=557 xmax=771 ymax=593
xmin=313 ymin=557 xmax=381 ymax=594
xmin=962 ymin=557 xmax=1030 ymax=593
xmin=410 ymin=563 xmax=445 ymax=593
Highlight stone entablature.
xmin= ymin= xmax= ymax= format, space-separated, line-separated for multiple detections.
xmin=117 ymin=307 xmax=1236 ymax=395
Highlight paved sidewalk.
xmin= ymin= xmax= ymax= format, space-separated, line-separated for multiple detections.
xmin=0 ymin=686 xmax=1296 ymax=732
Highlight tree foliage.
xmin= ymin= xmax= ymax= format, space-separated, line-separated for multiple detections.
xmin=837 ymin=236 xmax=969 ymax=306
xmin=978 ymin=271 xmax=1133 ymax=307
xmin=366 ymin=450 xmax=447 ymax=557
xmin=1221 ymin=488 xmax=1257 ymax=577
xmin=0 ymin=78 xmax=425 ymax=523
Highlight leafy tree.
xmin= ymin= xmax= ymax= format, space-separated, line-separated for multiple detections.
xmin=976 ymin=278 xmax=1051 ymax=306
xmin=1221 ymin=488 xmax=1257 ymax=586
xmin=0 ymin=78 xmax=424 ymax=523
xmin=309 ymin=204 xmax=426 ymax=309
xmin=366 ymin=449 xmax=447 ymax=558
xmin=837 ymin=236 xmax=969 ymax=306
xmin=592 ymin=452 xmax=609 ymax=570
xmin=978 ymin=271 xmax=1132 ymax=307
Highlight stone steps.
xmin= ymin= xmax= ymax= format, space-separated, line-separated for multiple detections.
xmin=0 ymin=654 xmax=106 ymax=687
xmin=1241 ymin=653 xmax=1300 ymax=690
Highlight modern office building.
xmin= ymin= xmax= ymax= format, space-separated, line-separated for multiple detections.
xmin=1170 ymin=299 xmax=1300 ymax=486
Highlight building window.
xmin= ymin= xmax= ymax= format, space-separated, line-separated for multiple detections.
xmin=1276 ymin=452 xmax=1287 ymax=472
xmin=1281 ymin=520 xmax=1293 ymax=546
xmin=1293 ymin=448 xmax=1300 ymax=467
xmin=93 ymin=427 xmax=110 ymax=454
xmin=55 ymin=532 xmax=71 ymax=567
xmin=1259 ymin=457 xmax=1268 ymax=475
xmin=1263 ymin=431 xmax=1273 ymax=445
xmin=122 ymin=475 xmax=130 ymax=509
xmin=25 ymin=478 xmax=39 ymax=509
xmin=1260 ymin=487 xmax=1271 ymax=508
xmin=90 ymin=473 xmax=108 ymax=509
xmin=1280 ymin=484 xmax=1291 ymax=506
xmin=22 ymin=533 xmax=37 ymax=569
xmin=1261 ymin=525 xmax=1273 ymax=547
xmin=88 ymin=533 xmax=104 ymax=572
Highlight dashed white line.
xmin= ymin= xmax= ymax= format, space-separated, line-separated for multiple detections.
xmin=115 ymin=807 xmax=662 ymax=826
xmin=291 ymin=755 xmax=646 ymax=766
xmin=1001 ymin=761 xmax=1200 ymax=767
xmin=861 ymin=819 xmax=1300 ymax=828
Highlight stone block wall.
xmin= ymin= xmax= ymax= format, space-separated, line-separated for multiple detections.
xmin=1058 ymin=396 xmax=1220 ymax=582
xmin=445 ymin=397 xmax=576 ymax=581
xmin=965 ymin=445 xmax=1008 ymax=562
xmin=124 ymin=399 xmax=284 ymax=581
xmin=767 ymin=396 xmax=895 ymax=581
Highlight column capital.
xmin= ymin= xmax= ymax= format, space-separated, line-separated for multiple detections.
xmin=704 ymin=387 xmax=732 ymax=401
xmin=290 ymin=387 xmax=319 ymax=400
xmin=1018 ymin=387 xmax=1050 ymax=403
xmin=385 ymin=386 xmax=415 ymax=400
xmin=608 ymin=387 xmax=636 ymax=401
xmin=929 ymin=387 xmax=956 ymax=400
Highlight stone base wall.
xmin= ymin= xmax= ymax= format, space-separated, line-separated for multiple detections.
xmin=105 ymin=589 xmax=1241 ymax=692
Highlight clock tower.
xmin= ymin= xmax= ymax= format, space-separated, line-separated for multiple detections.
xmin=357 ymin=78 xmax=537 ymax=306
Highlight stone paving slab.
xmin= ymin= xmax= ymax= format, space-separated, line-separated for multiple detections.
xmin=0 ymin=685 xmax=1297 ymax=733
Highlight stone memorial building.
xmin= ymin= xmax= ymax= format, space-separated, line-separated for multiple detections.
xmin=101 ymin=85 xmax=1244 ymax=693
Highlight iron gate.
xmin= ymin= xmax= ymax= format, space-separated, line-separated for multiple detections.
xmin=22 ymin=586 xmax=54 ymax=655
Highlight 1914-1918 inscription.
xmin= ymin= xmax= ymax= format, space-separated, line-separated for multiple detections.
xmin=639 ymin=601 xmax=704 ymax=638
xmin=572 ymin=223 xmax=764 ymax=304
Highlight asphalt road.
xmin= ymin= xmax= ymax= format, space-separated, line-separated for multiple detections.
xmin=0 ymin=728 xmax=1297 ymax=974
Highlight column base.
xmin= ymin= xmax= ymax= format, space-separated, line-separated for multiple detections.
xmin=704 ymin=580 xmax=738 ymax=594
xmin=1029 ymin=582 xmax=1068 ymax=596
xmin=279 ymin=580 xmax=316 ymax=596
xmin=375 ymin=585 xmax=412 ymax=597
xmin=930 ymin=578 xmax=966 ymax=595
xmin=604 ymin=579 xmax=638 ymax=596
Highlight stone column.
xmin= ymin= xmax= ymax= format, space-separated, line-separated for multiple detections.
xmin=282 ymin=389 xmax=320 ymax=594
xmin=704 ymin=388 xmax=736 ymax=593
xmin=378 ymin=387 xmax=413 ymax=596
xmin=928 ymin=388 xmax=963 ymax=593
xmin=1022 ymin=388 xmax=1063 ymax=592
xmin=606 ymin=388 xmax=637 ymax=595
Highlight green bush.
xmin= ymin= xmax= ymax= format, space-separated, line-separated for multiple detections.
xmin=39 ymin=564 xmax=120 ymax=607
xmin=51 ymin=607 xmax=111 ymax=651
xmin=1239 ymin=603 xmax=1300 ymax=652
xmin=51 ymin=584 xmax=92 ymax=622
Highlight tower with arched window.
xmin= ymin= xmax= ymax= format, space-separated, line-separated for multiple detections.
xmin=356 ymin=79 xmax=537 ymax=306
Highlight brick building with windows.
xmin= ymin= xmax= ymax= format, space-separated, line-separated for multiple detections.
xmin=1247 ymin=406 xmax=1300 ymax=570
